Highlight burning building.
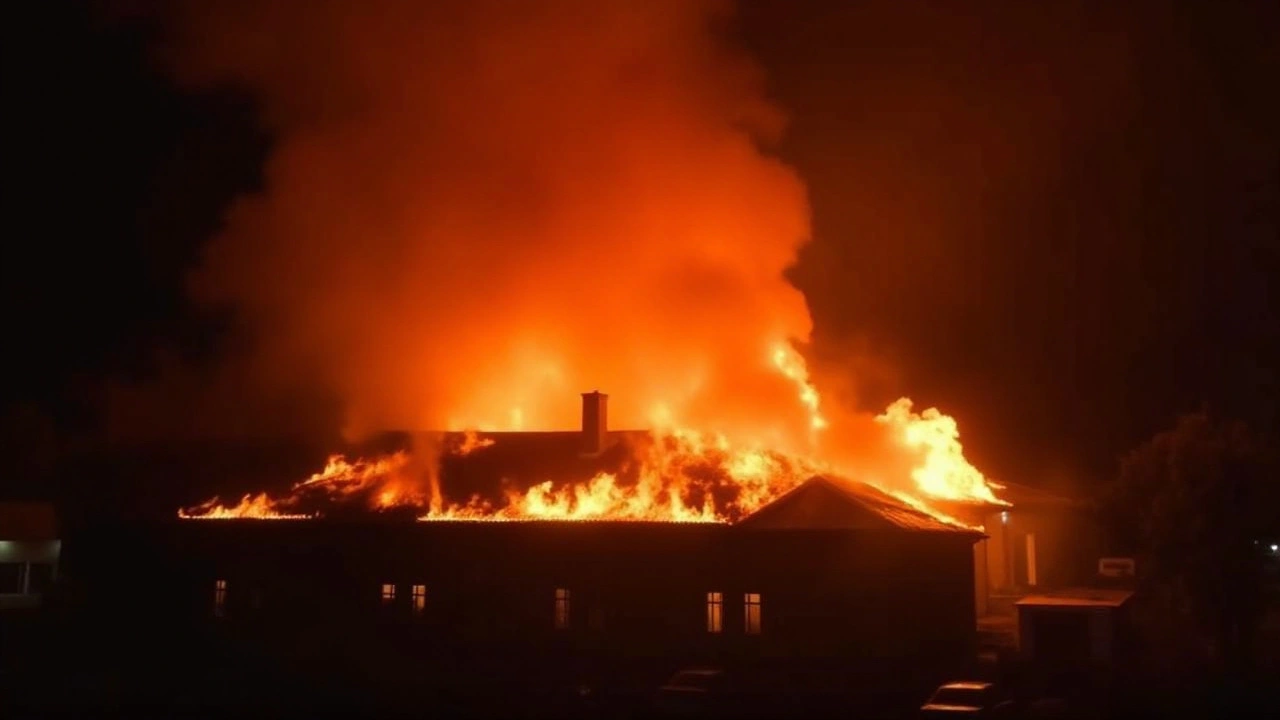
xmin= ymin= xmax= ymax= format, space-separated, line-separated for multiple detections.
xmin=60 ymin=391 xmax=998 ymax=708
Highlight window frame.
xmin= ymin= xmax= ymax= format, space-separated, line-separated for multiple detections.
xmin=554 ymin=587 xmax=571 ymax=630
xmin=706 ymin=591 xmax=724 ymax=633
xmin=743 ymin=591 xmax=762 ymax=635
xmin=213 ymin=579 xmax=227 ymax=617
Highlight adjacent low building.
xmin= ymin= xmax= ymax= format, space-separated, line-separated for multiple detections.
xmin=1015 ymin=588 xmax=1136 ymax=672
xmin=941 ymin=481 xmax=1101 ymax=620
xmin=0 ymin=501 xmax=60 ymax=610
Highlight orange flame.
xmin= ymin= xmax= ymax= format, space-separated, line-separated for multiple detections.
xmin=179 ymin=452 xmax=414 ymax=519
xmin=421 ymin=426 xmax=820 ymax=523
xmin=875 ymin=398 xmax=1008 ymax=506
xmin=178 ymin=342 xmax=1005 ymax=526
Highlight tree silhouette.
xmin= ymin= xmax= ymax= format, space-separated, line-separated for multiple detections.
xmin=1104 ymin=411 xmax=1279 ymax=672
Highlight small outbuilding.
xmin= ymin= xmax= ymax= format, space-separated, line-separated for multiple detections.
xmin=1014 ymin=588 xmax=1135 ymax=671
xmin=0 ymin=501 xmax=61 ymax=610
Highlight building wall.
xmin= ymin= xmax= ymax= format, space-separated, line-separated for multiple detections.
xmin=978 ymin=506 xmax=1100 ymax=608
xmin=63 ymin=521 xmax=978 ymax=694
xmin=1016 ymin=604 xmax=1134 ymax=672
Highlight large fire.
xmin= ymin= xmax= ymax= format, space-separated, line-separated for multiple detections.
xmin=156 ymin=1 xmax=1009 ymax=527
xmin=179 ymin=344 xmax=1006 ymax=525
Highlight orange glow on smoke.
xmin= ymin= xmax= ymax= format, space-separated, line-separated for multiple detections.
xmin=158 ymin=1 xmax=1008 ymax=526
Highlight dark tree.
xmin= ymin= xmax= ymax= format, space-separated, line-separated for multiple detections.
xmin=1104 ymin=411 xmax=1279 ymax=672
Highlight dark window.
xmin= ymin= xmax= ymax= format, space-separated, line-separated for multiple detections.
xmin=0 ymin=563 xmax=24 ymax=594
xmin=214 ymin=579 xmax=227 ymax=617
xmin=27 ymin=563 xmax=54 ymax=594
xmin=555 ymin=588 xmax=571 ymax=630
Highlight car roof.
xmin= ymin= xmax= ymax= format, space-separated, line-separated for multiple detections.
xmin=938 ymin=681 xmax=993 ymax=691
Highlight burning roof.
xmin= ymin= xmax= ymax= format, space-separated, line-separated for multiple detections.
xmin=178 ymin=391 xmax=1004 ymax=531
xmin=737 ymin=477 xmax=969 ymax=533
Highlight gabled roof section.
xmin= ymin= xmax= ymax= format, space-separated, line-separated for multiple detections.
xmin=737 ymin=476 xmax=973 ymax=533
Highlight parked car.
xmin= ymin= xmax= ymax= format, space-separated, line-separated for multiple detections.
xmin=919 ymin=681 xmax=1017 ymax=717
xmin=654 ymin=667 xmax=746 ymax=718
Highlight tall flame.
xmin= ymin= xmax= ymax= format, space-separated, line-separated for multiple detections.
xmin=875 ymin=398 xmax=1007 ymax=506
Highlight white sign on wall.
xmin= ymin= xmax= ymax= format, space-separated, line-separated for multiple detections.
xmin=1098 ymin=557 xmax=1135 ymax=578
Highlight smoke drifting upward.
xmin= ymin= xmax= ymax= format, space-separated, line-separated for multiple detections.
xmin=160 ymin=0 xmax=815 ymax=448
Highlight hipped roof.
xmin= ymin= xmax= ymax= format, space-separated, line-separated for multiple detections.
xmin=738 ymin=476 xmax=977 ymax=533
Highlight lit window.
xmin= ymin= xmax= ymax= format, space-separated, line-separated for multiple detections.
xmin=555 ymin=588 xmax=571 ymax=630
xmin=412 ymin=584 xmax=426 ymax=612
xmin=381 ymin=583 xmax=396 ymax=604
xmin=744 ymin=592 xmax=761 ymax=635
xmin=214 ymin=579 xmax=227 ymax=617
xmin=706 ymin=592 xmax=723 ymax=633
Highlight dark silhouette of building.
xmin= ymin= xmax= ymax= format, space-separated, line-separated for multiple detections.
xmin=36 ymin=394 xmax=988 ymax=713
xmin=50 ymin=477 xmax=981 ymax=713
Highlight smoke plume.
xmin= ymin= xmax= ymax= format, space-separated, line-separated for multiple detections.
xmin=158 ymin=0 xmax=816 ymax=449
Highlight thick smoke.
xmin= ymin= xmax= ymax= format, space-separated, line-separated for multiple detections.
xmin=160 ymin=0 xmax=816 ymax=447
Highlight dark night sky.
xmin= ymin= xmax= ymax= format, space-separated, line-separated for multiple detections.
xmin=2 ymin=1 xmax=1276 ymax=499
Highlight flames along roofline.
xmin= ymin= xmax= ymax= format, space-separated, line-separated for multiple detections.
xmin=166 ymin=517 xmax=981 ymax=535
xmin=175 ymin=474 xmax=987 ymax=535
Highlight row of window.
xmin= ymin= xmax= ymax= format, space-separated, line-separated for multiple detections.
xmin=707 ymin=591 xmax=762 ymax=634
xmin=213 ymin=580 xmax=764 ymax=634
xmin=382 ymin=582 xmax=428 ymax=612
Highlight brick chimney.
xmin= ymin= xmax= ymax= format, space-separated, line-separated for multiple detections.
xmin=581 ymin=391 xmax=608 ymax=455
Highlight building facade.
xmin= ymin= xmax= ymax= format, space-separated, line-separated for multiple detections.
xmin=63 ymin=478 xmax=982 ymax=703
